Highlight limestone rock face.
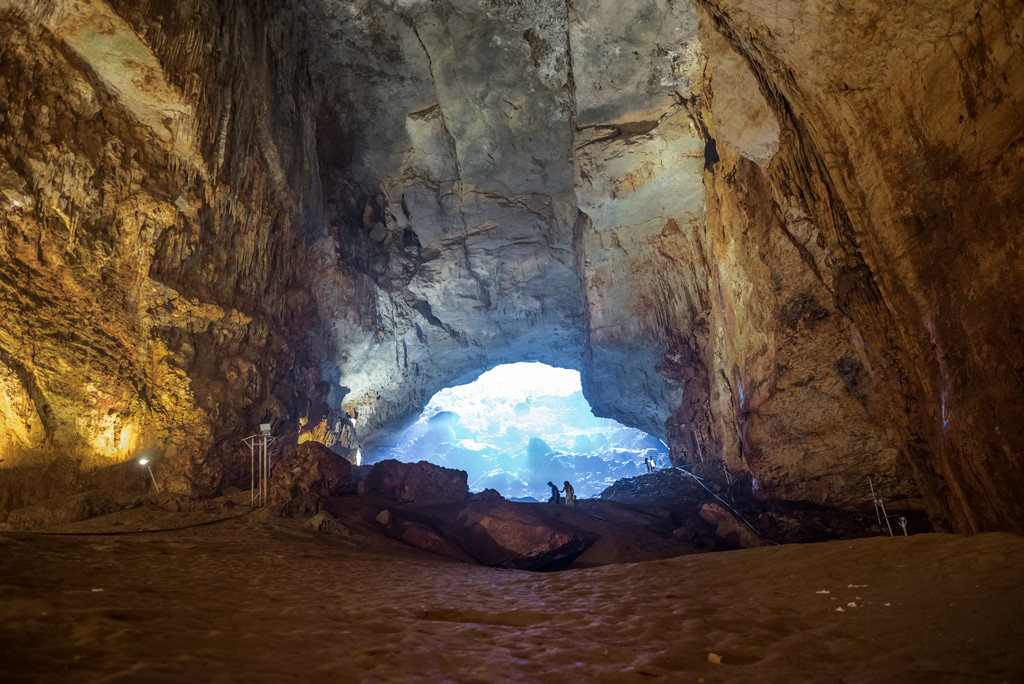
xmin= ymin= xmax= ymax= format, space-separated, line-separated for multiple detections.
xmin=688 ymin=0 xmax=1024 ymax=532
xmin=308 ymin=0 xmax=587 ymax=445
xmin=0 ymin=0 xmax=325 ymax=497
xmin=1 ymin=0 xmax=1022 ymax=536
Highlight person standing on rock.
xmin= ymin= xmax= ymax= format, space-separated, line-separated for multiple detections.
xmin=561 ymin=480 xmax=576 ymax=507
xmin=547 ymin=481 xmax=561 ymax=504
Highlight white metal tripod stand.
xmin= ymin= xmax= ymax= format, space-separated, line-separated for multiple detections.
xmin=243 ymin=424 xmax=276 ymax=507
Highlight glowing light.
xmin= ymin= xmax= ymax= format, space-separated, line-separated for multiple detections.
xmin=137 ymin=454 xmax=160 ymax=492
xmin=89 ymin=418 xmax=139 ymax=461
xmin=379 ymin=362 xmax=668 ymax=500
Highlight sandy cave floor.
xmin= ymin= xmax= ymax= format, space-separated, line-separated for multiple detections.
xmin=1 ymin=504 xmax=1022 ymax=683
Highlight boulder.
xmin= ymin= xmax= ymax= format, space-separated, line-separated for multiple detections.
xmin=599 ymin=468 xmax=706 ymax=507
xmin=446 ymin=500 xmax=596 ymax=570
xmin=374 ymin=508 xmax=476 ymax=563
xmin=307 ymin=511 xmax=351 ymax=536
xmin=358 ymin=460 xmax=467 ymax=505
xmin=699 ymin=502 xmax=765 ymax=549
xmin=267 ymin=442 xmax=352 ymax=517
xmin=468 ymin=488 xmax=504 ymax=502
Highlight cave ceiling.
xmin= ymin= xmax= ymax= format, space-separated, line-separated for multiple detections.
xmin=1 ymin=0 xmax=1022 ymax=534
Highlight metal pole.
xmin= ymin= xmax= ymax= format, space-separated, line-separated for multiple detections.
xmin=868 ymin=476 xmax=883 ymax=529
xmin=241 ymin=433 xmax=275 ymax=508
xmin=879 ymin=500 xmax=894 ymax=536
xmin=252 ymin=436 xmax=258 ymax=505
xmin=147 ymin=464 xmax=161 ymax=493
xmin=261 ymin=437 xmax=267 ymax=506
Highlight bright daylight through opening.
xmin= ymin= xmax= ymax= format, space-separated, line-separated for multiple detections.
xmin=375 ymin=363 xmax=669 ymax=501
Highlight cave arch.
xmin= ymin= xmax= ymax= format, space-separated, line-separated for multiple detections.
xmin=0 ymin=0 xmax=1020 ymax=535
xmin=367 ymin=362 xmax=669 ymax=500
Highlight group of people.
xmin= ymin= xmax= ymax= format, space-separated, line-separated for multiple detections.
xmin=547 ymin=480 xmax=576 ymax=506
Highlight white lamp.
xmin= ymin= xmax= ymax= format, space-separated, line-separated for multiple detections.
xmin=138 ymin=456 xmax=161 ymax=493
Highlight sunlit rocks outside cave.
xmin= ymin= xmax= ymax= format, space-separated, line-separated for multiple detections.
xmin=373 ymin=363 xmax=668 ymax=500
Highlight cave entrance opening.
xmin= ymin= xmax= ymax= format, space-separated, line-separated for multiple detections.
xmin=372 ymin=362 xmax=669 ymax=501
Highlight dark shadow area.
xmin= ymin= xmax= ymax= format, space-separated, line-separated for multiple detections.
xmin=704 ymin=136 xmax=719 ymax=169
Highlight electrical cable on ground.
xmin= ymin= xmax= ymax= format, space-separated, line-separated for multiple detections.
xmin=6 ymin=509 xmax=253 ymax=536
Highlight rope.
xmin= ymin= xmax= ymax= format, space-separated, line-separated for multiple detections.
xmin=672 ymin=466 xmax=779 ymax=545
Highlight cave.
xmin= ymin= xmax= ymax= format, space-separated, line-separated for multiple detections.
xmin=373 ymin=362 xmax=670 ymax=500
xmin=1 ymin=0 xmax=1023 ymax=680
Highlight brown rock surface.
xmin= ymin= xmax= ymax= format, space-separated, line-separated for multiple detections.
xmin=358 ymin=459 xmax=468 ymax=505
xmin=267 ymin=442 xmax=351 ymax=517
xmin=359 ymin=491 xmax=705 ymax=570
xmin=372 ymin=507 xmax=477 ymax=564
xmin=445 ymin=499 xmax=597 ymax=570
xmin=687 ymin=0 xmax=1024 ymax=532
xmin=698 ymin=502 xmax=765 ymax=549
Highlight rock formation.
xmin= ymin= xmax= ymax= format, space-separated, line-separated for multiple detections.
xmin=447 ymin=499 xmax=596 ymax=570
xmin=267 ymin=440 xmax=351 ymax=516
xmin=358 ymin=458 xmax=468 ymax=504
xmin=1 ymin=0 xmax=1021 ymax=536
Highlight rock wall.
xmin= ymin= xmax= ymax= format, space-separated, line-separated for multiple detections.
xmin=307 ymin=0 xmax=586 ymax=444
xmin=1 ymin=0 xmax=1022 ymax=534
xmin=691 ymin=0 xmax=1024 ymax=532
xmin=0 ymin=0 xmax=325 ymax=498
xmin=680 ymin=14 xmax=923 ymax=514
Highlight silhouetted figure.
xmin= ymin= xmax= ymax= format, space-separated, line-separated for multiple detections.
xmin=644 ymin=456 xmax=653 ymax=473
xmin=561 ymin=480 xmax=576 ymax=507
xmin=547 ymin=481 xmax=561 ymax=504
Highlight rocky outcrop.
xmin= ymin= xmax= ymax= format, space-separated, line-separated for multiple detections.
xmin=358 ymin=459 xmax=468 ymax=504
xmin=374 ymin=507 xmax=478 ymax=564
xmin=447 ymin=499 xmax=596 ymax=570
xmin=307 ymin=510 xmax=351 ymax=536
xmin=599 ymin=468 xmax=708 ymax=506
xmin=697 ymin=502 xmax=764 ymax=550
xmin=267 ymin=441 xmax=352 ymax=517
xmin=368 ymin=490 xmax=764 ymax=568
xmin=1 ymin=0 xmax=1021 ymax=537
xmin=373 ymin=498 xmax=598 ymax=570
